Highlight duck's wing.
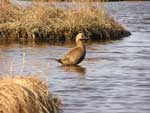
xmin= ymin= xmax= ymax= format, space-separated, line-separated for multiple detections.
xmin=61 ymin=47 xmax=85 ymax=65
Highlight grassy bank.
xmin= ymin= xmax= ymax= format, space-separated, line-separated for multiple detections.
xmin=0 ymin=0 xmax=130 ymax=43
xmin=0 ymin=76 xmax=61 ymax=113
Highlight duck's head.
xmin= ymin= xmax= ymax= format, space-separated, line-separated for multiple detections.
xmin=76 ymin=33 xmax=88 ymax=43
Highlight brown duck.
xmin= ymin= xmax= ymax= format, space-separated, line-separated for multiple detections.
xmin=56 ymin=33 xmax=88 ymax=66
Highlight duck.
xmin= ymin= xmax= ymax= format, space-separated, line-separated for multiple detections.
xmin=55 ymin=33 xmax=88 ymax=66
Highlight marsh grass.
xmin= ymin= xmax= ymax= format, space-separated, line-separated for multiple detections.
xmin=0 ymin=76 xmax=61 ymax=113
xmin=0 ymin=0 xmax=130 ymax=43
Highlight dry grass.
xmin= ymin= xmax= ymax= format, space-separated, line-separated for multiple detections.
xmin=0 ymin=76 xmax=61 ymax=113
xmin=0 ymin=1 xmax=20 ymax=23
xmin=0 ymin=0 xmax=130 ymax=42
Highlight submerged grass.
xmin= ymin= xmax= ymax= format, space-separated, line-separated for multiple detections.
xmin=0 ymin=76 xmax=61 ymax=113
xmin=0 ymin=0 xmax=130 ymax=43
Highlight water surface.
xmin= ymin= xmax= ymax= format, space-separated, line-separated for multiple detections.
xmin=0 ymin=2 xmax=150 ymax=113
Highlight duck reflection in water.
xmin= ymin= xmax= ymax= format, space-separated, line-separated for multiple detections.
xmin=59 ymin=65 xmax=86 ymax=76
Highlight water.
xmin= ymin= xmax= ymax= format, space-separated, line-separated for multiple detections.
xmin=0 ymin=1 xmax=150 ymax=113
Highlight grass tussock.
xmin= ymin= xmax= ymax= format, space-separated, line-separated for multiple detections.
xmin=0 ymin=0 xmax=130 ymax=42
xmin=0 ymin=76 xmax=61 ymax=113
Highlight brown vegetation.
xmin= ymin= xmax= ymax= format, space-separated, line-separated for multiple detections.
xmin=0 ymin=0 xmax=130 ymax=43
xmin=0 ymin=76 xmax=61 ymax=113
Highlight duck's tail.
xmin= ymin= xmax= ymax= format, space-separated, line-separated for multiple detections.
xmin=54 ymin=58 xmax=62 ymax=64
